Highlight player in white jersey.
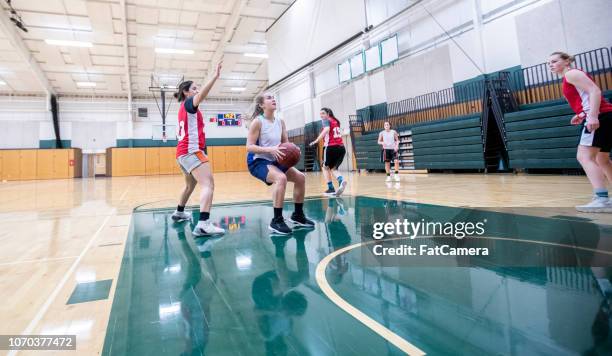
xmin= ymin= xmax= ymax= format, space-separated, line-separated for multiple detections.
xmin=378 ymin=121 xmax=400 ymax=182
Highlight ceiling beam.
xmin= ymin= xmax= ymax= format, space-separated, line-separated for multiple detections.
xmin=207 ymin=0 xmax=248 ymax=81
xmin=0 ymin=6 xmax=55 ymax=95
xmin=119 ymin=0 xmax=133 ymax=111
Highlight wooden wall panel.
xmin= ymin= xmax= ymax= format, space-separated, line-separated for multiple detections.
xmin=159 ymin=147 xmax=175 ymax=175
xmin=53 ymin=149 xmax=70 ymax=179
xmin=36 ymin=150 xmax=55 ymax=180
xmin=19 ymin=150 xmax=37 ymax=180
xmin=145 ymin=147 xmax=160 ymax=175
xmin=2 ymin=151 xmax=20 ymax=181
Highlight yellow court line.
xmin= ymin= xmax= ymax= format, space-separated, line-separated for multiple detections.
xmin=315 ymin=234 xmax=612 ymax=356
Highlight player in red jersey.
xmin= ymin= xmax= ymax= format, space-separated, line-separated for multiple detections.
xmin=171 ymin=62 xmax=226 ymax=235
xmin=549 ymin=51 xmax=612 ymax=212
xmin=309 ymin=108 xmax=347 ymax=196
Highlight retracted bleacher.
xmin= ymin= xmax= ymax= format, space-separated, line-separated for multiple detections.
xmin=504 ymin=91 xmax=612 ymax=170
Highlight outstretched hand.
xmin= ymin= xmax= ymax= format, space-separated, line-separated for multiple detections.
xmin=215 ymin=61 xmax=223 ymax=78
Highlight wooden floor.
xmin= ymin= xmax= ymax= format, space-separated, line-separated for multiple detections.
xmin=0 ymin=171 xmax=610 ymax=355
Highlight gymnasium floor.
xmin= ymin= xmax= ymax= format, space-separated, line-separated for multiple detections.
xmin=1 ymin=172 xmax=611 ymax=355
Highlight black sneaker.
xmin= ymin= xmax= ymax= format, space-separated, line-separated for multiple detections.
xmin=269 ymin=217 xmax=292 ymax=235
xmin=289 ymin=212 xmax=315 ymax=228
xmin=324 ymin=188 xmax=336 ymax=196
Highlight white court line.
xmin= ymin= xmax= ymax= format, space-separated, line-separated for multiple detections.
xmin=315 ymin=234 xmax=612 ymax=356
xmin=0 ymin=256 xmax=79 ymax=267
xmin=7 ymin=213 xmax=113 ymax=356
xmin=7 ymin=183 xmax=133 ymax=356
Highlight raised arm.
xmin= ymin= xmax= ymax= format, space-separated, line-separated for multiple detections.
xmin=192 ymin=61 xmax=222 ymax=107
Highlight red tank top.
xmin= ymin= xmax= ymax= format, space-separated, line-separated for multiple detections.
xmin=176 ymin=97 xmax=205 ymax=158
xmin=562 ymin=69 xmax=612 ymax=116
xmin=324 ymin=118 xmax=344 ymax=147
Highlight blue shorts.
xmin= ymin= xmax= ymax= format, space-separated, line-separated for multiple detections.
xmin=248 ymin=158 xmax=289 ymax=185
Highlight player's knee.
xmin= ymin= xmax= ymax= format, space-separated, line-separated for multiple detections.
xmin=576 ymin=150 xmax=594 ymax=164
xmin=596 ymin=153 xmax=612 ymax=166
xmin=187 ymin=179 xmax=197 ymax=191
xmin=295 ymin=171 xmax=306 ymax=184
xmin=274 ymin=173 xmax=287 ymax=186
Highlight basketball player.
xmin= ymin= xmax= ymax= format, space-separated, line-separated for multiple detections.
xmin=309 ymin=108 xmax=347 ymax=196
xmin=378 ymin=121 xmax=400 ymax=182
xmin=246 ymin=92 xmax=315 ymax=234
xmin=549 ymin=52 xmax=612 ymax=212
xmin=170 ymin=62 xmax=225 ymax=236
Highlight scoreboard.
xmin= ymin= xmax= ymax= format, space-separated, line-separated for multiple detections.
xmin=217 ymin=113 xmax=242 ymax=126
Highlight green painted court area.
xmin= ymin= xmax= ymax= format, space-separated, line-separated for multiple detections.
xmin=103 ymin=197 xmax=612 ymax=356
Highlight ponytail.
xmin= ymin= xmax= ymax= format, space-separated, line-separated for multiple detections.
xmin=251 ymin=95 xmax=265 ymax=120
xmin=174 ymin=80 xmax=193 ymax=102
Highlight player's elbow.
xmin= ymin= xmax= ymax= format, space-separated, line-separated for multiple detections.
xmin=589 ymin=86 xmax=602 ymax=97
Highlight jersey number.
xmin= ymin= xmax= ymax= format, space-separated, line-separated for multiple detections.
xmin=177 ymin=121 xmax=185 ymax=140
xmin=177 ymin=120 xmax=205 ymax=141
xmin=332 ymin=127 xmax=342 ymax=139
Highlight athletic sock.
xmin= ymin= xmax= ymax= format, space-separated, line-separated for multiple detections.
xmin=386 ymin=173 xmax=390 ymax=176
xmin=177 ymin=205 xmax=185 ymax=212
xmin=337 ymin=176 xmax=343 ymax=184
xmin=394 ymin=171 xmax=399 ymax=174
xmin=274 ymin=207 xmax=283 ymax=219
xmin=327 ymin=181 xmax=334 ymax=190
xmin=199 ymin=211 xmax=210 ymax=221
xmin=595 ymin=188 xmax=609 ymax=198
xmin=294 ymin=203 xmax=304 ymax=215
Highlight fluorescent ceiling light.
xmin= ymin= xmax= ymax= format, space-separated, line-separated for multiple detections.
xmin=45 ymin=39 xmax=93 ymax=48
xmin=76 ymin=82 xmax=96 ymax=87
xmin=155 ymin=48 xmax=194 ymax=55
xmin=244 ymin=53 xmax=268 ymax=58
xmin=230 ymin=87 xmax=246 ymax=91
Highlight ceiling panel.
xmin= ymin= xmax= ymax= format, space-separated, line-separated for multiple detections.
xmin=0 ymin=0 xmax=291 ymax=97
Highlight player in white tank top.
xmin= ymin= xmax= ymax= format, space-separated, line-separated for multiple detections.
xmin=378 ymin=121 xmax=400 ymax=182
xmin=246 ymin=92 xmax=315 ymax=234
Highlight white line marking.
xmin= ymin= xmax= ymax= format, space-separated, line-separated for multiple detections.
xmin=0 ymin=256 xmax=78 ymax=267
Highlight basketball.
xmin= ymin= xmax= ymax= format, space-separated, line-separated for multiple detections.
xmin=277 ymin=142 xmax=301 ymax=168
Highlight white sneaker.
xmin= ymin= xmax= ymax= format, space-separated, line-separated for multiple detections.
xmin=335 ymin=180 xmax=348 ymax=196
xmin=385 ymin=176 xmax=392 ymax=182
xmin=576 ymin=196 xmax=612 ymax=213
xmin=171 ymin=210 xmax=191 ymax=222
xmin=393 ymin=174 xmax=400 ymax=182
xmin=192 ymin=220 xmax=225 ymax=236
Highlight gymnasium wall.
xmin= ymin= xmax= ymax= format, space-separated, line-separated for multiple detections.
xmin=266 ymin=0 xmax=367 ymax=83
xmin=0 ymin=97 xmax=250 ymax=150
xmin=515 ymin=0 xmax=612 ymax=67
xmin=271 ymin=0 xmax=610 ymax=131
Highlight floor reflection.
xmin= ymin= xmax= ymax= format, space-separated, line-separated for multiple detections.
xmin=103 ymin=196 xmax=612 ymax=356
